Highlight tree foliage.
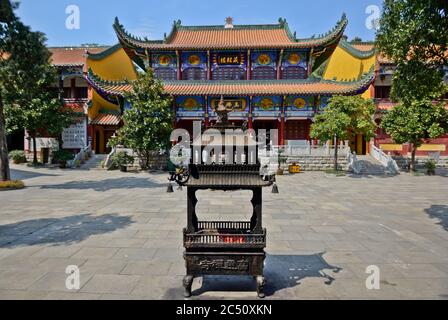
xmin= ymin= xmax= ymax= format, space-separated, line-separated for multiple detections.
xmin=381 ymin=100 xmax=448 ymax=170
xmin=376 ymin=0 xmax=447 ymax=102
xmin=376 ymin=0 xmax=448 ymax=170
xmin=113 ymin=70 xmax=173 ymax=170
xmin=376 ymin=0 xmax=448 ymax=67
xmin=310 ymin=95 xmax=376 ymax=170
xmin=1 ymin=0 xmax=72 ymax=167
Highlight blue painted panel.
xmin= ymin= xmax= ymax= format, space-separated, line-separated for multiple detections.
xmin=282 ymin=51 xmax=308 ymax=70
xmin=180 ymin=52 xmax=207 ymax=71
xmin=176 ymin=96 xmax=205 ymax=118
xmin=251 ymin=51 xmax=277 ymax=68
xmin=152 ymin=52 xmax=177 ymax=69
xmin=252 ymin=96 xmax=282 ymax=118
xmin=285 ymin=96 xmax=315 ymax=118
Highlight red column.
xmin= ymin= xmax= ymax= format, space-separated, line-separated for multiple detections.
xmin=204 ymin=96 xmax=209 ymax=127
xmin=207 ymin=51 xmax=212 ymax=80
xmin=177 ymin=51 xmax=182 ymax=80
xmin=277 ymin=49 xmax=283 ymax=80
xmin=279 ymin=117 xmax=285 ymax=146
xmin=248 ymin=96 xmax=253 ymax=129
xmin=247 ymin=49 xmax=251 ymax=80
xmin=279 ymin=96 xmax=285 ymax=145
xmin=71 ymin=78 xmax=76 ymax=99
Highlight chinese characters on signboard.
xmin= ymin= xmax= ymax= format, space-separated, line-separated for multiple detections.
xmin=62 ymin=120 xmax=87 ymax=149
xmin=216 ymin=53 xmax=244 ymax=65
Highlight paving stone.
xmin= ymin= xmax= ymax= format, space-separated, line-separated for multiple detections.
xmin=120 ymin=260 xmax=172 ymax=276
xmin=1 ymin=164 xmax=447 ymax=299
xmin=0 ymin=269 xmax=47 ymax=290
xmin=112 ymin=248 xmax=157 ymax=260
xmin=32 ymin=246 xmax=82 ymax=259
xmin=29 ymin=272 xmax=93 ymax=292
xmin=80 ymin=274 xmax=141 ymax=294
xmin=78 ymin=259 xmax=127 ymax=275
xmin=72 ymin=247 xmax=119 ymax=259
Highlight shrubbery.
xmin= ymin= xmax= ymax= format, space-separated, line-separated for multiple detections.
xmin=9 ymin=150 xmax=27 ymax=164
xmin=0 ymin=180 xmax=25 ymax=190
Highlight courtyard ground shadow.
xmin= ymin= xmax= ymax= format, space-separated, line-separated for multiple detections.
xmin=11 ymin=168 xmax=60 ymax=181
xmin=39 ymin=177 xmax=163 ymax=191
xmin=162 ymin=252 xmax=341 ymax=299
xmin=0 ymin=213 xmax=133 ymax=248
xmin=425 ymin=205 xmax=448 ymax=232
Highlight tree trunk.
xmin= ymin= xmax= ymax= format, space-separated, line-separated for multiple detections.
xmin=410 ymin=142 xmax=417 ymax=172
xmin=334 ymin=137 xmax=339 ymax=171
xmin=0 ymin=92 xmax=11 ymax=181
xmin=32 ymin=133 xmax=38 ymax=164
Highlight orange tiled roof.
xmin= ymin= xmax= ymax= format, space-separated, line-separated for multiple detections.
xmin=86 ymin=67 xmax=375 ymax=98
xmin=114 ymin=15 xmax=348 ymax=50
xmin=90 ymin=112 xmax=122 ymax=125
xmin=338 ymin=40 xmax=375 ymax=59
xmin=49 ymin=47 xmax=108 ymax=67
xmin=377 ymin=53 xmax=394 ymax=65
xmin=350 ymin=43 xmax=374 ymax=52
xmin=376 ymin=100 xmax=397 ymax=110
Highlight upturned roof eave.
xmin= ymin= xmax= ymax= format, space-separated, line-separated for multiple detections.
xmin=113 ymin=14 xmax=348 ymax=51
xmin=86 ymin=66 xmax=374 ymax=99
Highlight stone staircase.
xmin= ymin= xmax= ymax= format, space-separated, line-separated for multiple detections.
xmin=80 ymin=154 xmax=105 ymax=170
xmin=356 ymin=155 xmax=394 ymax=175
xmin=286 ymin=156 xmax=349 ymax=171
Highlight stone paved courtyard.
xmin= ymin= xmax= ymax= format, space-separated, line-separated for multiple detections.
xmin=0 ymin=163 xmax=447 ymax=300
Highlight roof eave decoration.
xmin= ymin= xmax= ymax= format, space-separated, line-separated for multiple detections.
xmin=296 ymin=13 xmax=347 ymax=48
xmin=86 ymin=65 xmax=374 ymax=98
xmin=338 ymin=40 xmax=376 ymax=59
xmin=85 ymin=68 xmax=127 ymax=104
xmin=113 ymin=14 xmax=348 ymax=50
xmin=113 ymin=17 xmax=164 ymax=50
xmin=87 ymin=43 xmax=123 ymax=61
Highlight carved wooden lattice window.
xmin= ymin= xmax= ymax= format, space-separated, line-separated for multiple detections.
xmin=282 ymin=66 xmax=307 ymax=80
xmin=212 ymin=67 xmax=246 ymax=80
xmin=183 ymin=67 xmax=207 ymax=80
xmin=154 ymin=67 xmax=177 ymax=80
xmin=285 ymin=120 xmax=309 ymax=140
xmin=252 ymin=66 xmax=276 ymax=80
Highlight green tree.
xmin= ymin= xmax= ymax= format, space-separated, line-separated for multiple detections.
xmin=381 ymin=100 xmax=448 ymax=171
xmin=376 ymin=0 xmax=448 ymax=170
xmin=310 ymin=95 xmax=376 ymax=170
xmin=113 ymin=70 xmax=173 ymax=170
xmin=0 ymin=0 xmax=18 ymax=180
xmin=1 ymin=1 xmax=72 ymax=165
xmin=376 ymin=0 xmax=448 ymax=68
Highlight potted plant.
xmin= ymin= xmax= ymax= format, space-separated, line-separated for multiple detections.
xmin=53 ymin=150 xmax=74 ymax=169
xmin=276 ymin=148 xmax=288 ymax=175
xmin=289 ymin=161 xmax=301 ymax=174
xmin=425 ymin=159 xmax=436 ymax=175
xmin=9 ymin=150 xmax=27 ymax=164
xmin=111 ymin=151 xmax=134 ymax=172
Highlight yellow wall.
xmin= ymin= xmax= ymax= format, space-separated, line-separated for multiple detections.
xmin=322 ymin=45 xmax=376 ymax=154
xmin=87 ymin=91 xmax=121 ymax=120
xmin=323 ymin=46 xmax=375 ymax=99
xmin=87 ymin=47 xmax=137 ymax=120
xmin=87 ymin=48 xmax=137 ymax=81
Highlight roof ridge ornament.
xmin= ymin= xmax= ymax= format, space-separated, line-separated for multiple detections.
xmin=224 ymin=17 xmax=234 ymax=29
xmin=278 ymin=17 xmax=287 ymax=27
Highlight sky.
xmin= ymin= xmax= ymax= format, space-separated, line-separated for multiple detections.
xmin=15 ymin=0 xmax=383 ymax=47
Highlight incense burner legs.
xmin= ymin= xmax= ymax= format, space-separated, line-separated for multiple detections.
xmin=183 ymin=275 xmax=194 ymax=298
xmin=256 ymin=275 xmax=266 ymax=298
